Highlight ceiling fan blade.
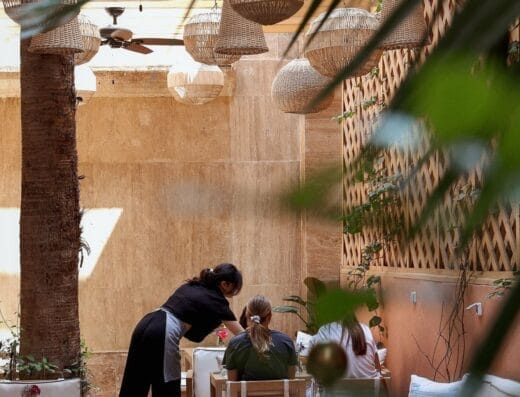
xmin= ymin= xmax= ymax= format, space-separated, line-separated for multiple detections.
xmin=131 ymin=38 xmax=184 ymax=46
xmin=124 ymin=42 xmax=153 ymax=54
xmin=111 ymin=28 xmax=133 ymax=42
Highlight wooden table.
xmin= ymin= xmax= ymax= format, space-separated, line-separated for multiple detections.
xmin=210 ymin=371 xmax=313 ymax=397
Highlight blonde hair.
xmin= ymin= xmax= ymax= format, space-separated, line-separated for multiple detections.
xmin=246 ymin=295 xmax=272 ymax=356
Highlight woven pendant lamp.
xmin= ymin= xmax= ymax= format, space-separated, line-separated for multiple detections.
xmin=214 ymin=0 xmax=268 ymax=56
xmin=379 ymin=0 xmax=429 ymax=50
xmin=229 ymin=0 xmax=304 ymax=25
xmin=2 ymin=0 xmax=80 ymax=33
xmin=272 ymin=58 xmax=334 ymax=114
xmin=304 ymin=8 xmax=382 ymax=78
xmin=29 ymin=16 xmax=84 ymax=55
xmin=74 ymin=14 xmax=101 ymax=65
xmin=184 ymin=8 xmax=241 ymax=67
xmin=75 ymin=65 xmax=96 ymax=106
xmin=167 ymin=64 xmax=225 ymax=105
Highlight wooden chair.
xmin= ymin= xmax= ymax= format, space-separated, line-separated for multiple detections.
xmin=226 ymin=379 xmax=306 ymax=397
xmin=322 ymin=377 xmax=391 ymax=397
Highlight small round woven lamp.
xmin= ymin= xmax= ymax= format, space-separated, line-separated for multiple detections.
xmin=167 ymin=64 xmax=225 ymax=105
xmin=272 ymin=58 xmax=334 ymax=114
xmin=74 ymin=14 xmax=101 ymax=65
xmin=29 ymin=16 xmax=84 ymax=55
xmin=75 ymin=65 xmax=96 ymax=106
xmin=229 ymin=0 xmax=304 ymax=25
xmin=304 ymin=8 xmax=382 ymax=78
xmin=2 ymin=0 xmax=80 ymax=32
xmin=215 ymin=0 xmax=268 ymax=56
xmin=184 ymin=9 xmax=241 ymax=67
xmin=379 ymin=0 xmax=428 ymax=50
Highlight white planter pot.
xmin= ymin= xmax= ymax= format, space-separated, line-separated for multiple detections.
xmin=0 ymin=378 xmax=81 ymax=396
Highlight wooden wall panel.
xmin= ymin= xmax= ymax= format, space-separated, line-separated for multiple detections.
xmin=303 ymin=93 xmax=343 ymax=283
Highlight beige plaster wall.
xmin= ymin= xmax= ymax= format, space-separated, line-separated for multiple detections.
xmin=0 ymin=33 xmax=346 ymax=395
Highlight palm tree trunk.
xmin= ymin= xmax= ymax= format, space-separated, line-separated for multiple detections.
xmin=19 ymin=37 xmax=81 ymax=375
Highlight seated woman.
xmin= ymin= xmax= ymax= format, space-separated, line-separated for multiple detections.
xmin=223 ymin=295 xmax=298 ymax=381
xmin=310 ymin=313 xmax=381 ymax=379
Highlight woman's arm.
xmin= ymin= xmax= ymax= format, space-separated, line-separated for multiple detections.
xmin=223 ymin=320 xmax=244 ymax=336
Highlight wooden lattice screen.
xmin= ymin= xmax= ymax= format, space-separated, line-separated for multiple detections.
xmin=342 ymin=0 xmax=519 ymax=273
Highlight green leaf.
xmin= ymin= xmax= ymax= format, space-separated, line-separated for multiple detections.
xmin=366 ymin=290 xmax=380 ymax=312
xmin=272 ymin=305 xmax=300 ymax=314
xmin=282 ymin=295 xmax=307 ymax=306
xmin=367 ymin=275 xmax=381 ymax=288
xmin=369 ymin=315 xmax=382 ymax=328
xmin=304 ymin=277 xmax=327 ymax=298
xmin=315 ymin=289 xmax=371 ymax=326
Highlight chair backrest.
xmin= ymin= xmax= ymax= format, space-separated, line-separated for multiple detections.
xmin=226 ymin=379 xmax=306 ymax=397
xmin=192 ymin=347 xmax=226 ymax=397
xmin=325 ymin=378 xmax=389 ymax=397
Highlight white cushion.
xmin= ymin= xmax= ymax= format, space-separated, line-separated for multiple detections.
xmin=192 ymin=347 xmax=226 ymax=397
xmin=377 ymin=348 xmax=387 ymax=365
xmin=0 ymin=378 xmax=81 ymax=397
xmin=408 ymin=374 xmax=463 ymax=397
xmin=295 ymin=331 xmax=313 ymax=357
xmin=462 ymin=374 xmax=520 ymax=397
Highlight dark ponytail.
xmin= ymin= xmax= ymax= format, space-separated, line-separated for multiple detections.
xmin=189 ymin=263 xmax=243 ymax=294
xmin=343 ymin=314 xmax=367 ymax=356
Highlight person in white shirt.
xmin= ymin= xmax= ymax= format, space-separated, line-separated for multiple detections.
xmin=310 ymin=314 xmax=381 ymax=379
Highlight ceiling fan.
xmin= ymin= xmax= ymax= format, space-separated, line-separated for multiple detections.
xmin=100 ymin=7 xmax=184 ymax=54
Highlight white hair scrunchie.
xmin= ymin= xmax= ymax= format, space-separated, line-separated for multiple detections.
xmin=209 ymin=268 xmax=214 ymax=272
xmin=250 ymin=315 xmax=261 ymax=324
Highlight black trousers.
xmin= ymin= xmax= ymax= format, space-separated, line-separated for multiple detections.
xmin=119 ymin=310 xmax=182 ymax=397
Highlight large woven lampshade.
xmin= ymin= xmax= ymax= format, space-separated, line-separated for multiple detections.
xmin=304 ymin=8 xmax=382 ymax=78
xmin=229 ymin=0 xmax=304 ymax=25
xmin=184 ymin=9 xmax=241 ymax=68
xmin=379 ymin=0 xmax=429 ymax=50
xmin=29 ymin=16 xmax=83 ymax=55
xmin=272 ymin=58 xmax=334 ymax=114
xmin=74 ymin=14 xmax=101 ymax=65
xmin=75 ymin=65 xmax=96 ymax=106
xmin=215 ymin=0 xmax=268 ymax=56
xmin=2 ymin=0 xmax=80 ymax=32
xmin=167 ymin=64 xmax=225 ymax=105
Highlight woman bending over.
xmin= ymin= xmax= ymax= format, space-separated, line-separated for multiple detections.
xmin=119 ymin=263 xmax=244 ymax=397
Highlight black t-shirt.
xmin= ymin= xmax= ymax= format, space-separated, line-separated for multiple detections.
xmin=162 ymin=282 xmax=236 ymax=342
xmin=223 ymin=330 xmax=298 ymax=381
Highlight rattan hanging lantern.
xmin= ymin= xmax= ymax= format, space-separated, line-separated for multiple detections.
xmin=214 ymin=0 xmax=268 ymax=56
xmin=272 ymin=58 xmax=334 ymax=114
xmin=75 ymin=65 xmax=96 ymax=106
xmin=229 ymin=0 xmax=304 ymax=25
xmin=167 ymin=63 xmax=225 ymax=105
xmin=2 ymin=0 xmax=80 ymax=32
xmin=304 ymin=8 xmax=382 ymax=78
xmin=74 ymin=14 xmax=101 ymax=65
xmin=29 ymin=15 xmax=84 ymax=55
xmin=379 ymin=0 xmax=428 ymax=50
xmin=184 ymin=9 xmax=241 ymax=68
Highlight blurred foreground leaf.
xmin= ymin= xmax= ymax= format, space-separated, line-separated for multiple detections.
xmin=315 ymin=288 xmax=371 ymax=326
xmin=16 ymin=0 xmax=90 ymax=38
